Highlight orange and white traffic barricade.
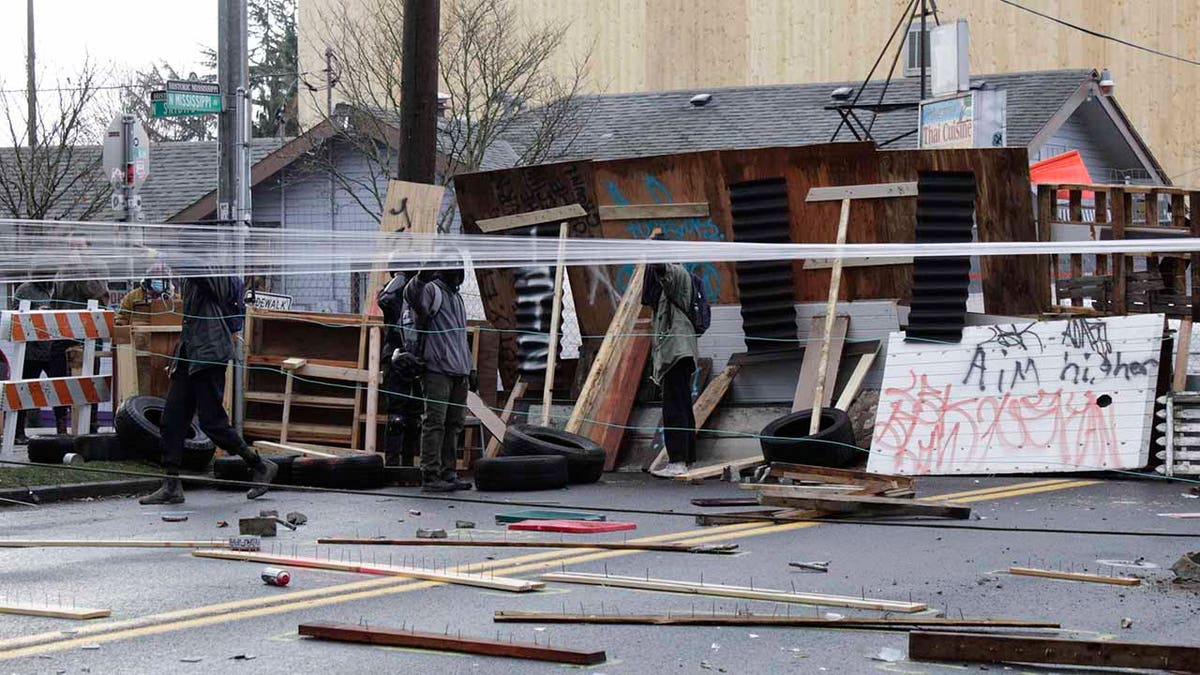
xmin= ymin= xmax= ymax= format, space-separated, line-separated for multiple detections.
xmin=1 ymin=300 xmax=114 ymax=453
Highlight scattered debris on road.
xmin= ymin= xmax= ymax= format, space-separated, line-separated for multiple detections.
xmin=415 ymin=528 xmax=448 ymax=539
xmin=788 ymin=561 xmax=829 ymax=573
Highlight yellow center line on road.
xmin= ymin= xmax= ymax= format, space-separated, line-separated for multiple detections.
xmin=927 ymin=478 xmax=1076 ymax=502
xmin=0 ymin=478 xmax=1098 ymax=660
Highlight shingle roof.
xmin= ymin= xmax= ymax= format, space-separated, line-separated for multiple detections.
xmin=508 ymin=69 xmax=1095 ymax=161
xmin=0 ymin=138 xmax=287 ymax=223
xmin=136 ymin=138 xmax=286 ymax=222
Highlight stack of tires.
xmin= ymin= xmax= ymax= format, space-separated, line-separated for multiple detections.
xmin=759 ymin=408 xmax=858 ymax=468
xmin=476 ymin=425 xmax=605 ymax=492
xmin=114 ymin=396 xmax=216 ymax=471
xmin=212 ymin=452 xmax=385 ymax=490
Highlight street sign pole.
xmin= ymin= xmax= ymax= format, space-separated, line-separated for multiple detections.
xmin=121 ymin=114 xmax=134 ymax=223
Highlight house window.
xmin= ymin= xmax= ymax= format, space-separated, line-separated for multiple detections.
xmin=904 ymin=20 xmax=932 ymax=77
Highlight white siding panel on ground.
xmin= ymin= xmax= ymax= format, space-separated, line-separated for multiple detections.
xmin=869 ymin=313 xmax=1164 ymax=475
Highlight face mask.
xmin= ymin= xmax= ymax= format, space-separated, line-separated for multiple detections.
xmin=148 ymin=280 xmax=165 ymax=293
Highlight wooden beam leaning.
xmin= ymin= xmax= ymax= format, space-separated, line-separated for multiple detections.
xmin=467 ymin=391 xmax=507 ymax=441
xmin=476 ymin=204 xmax=587 ymax=233
xmin=0 ymin=603 xmax=111 ymax=620
xmin=1008 ymin=567 xmax=1140 ymax=586
xmin=565 ymin=264 xmax=646 ymax=434
xmin=672 ymin=455 xmax=764 ymax=481
xmin=540 ymin=572 xmax=926 ymax=613
xmin=754 ymin=487 xmax=970 ymax=519
xmin=541 ymin=223 xmax=569 ymax=426
xmin=598 ymin=203 xmax=709 ymax=220
xmin=484 ymin=381 xmax=527 ymax=458
xmin=808 ymin=200 xmax=851 ymax=433
xmin=192 ymin=549 xmax=543 ymax=592
xmin=806 ymin=182 xmax=918 ymax=202
xmin=299 ymin=622 xmax=605 ymax=665
xmin=908 ymin=631 xmax=1200 ymax=672
xmin=493 ymin=612 xmax=1059 ymax=630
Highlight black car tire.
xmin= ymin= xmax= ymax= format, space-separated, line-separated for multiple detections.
xmin=759 ymin=408 xmax=859 ymax=468
xmin=114 ymin=396 xmax=216 ymax=470
xmin=473 ymin=455 xmax=569 ymax=492
xmin=73 ymin=433 xmax=132 ymax=462
xmin=27 ymin=435 xmax=76 ymax=464
xmin=500 ymin=425 xmax=605 ymax=484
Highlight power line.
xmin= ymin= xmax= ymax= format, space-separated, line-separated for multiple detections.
xmin=999 ymin=0 xmax=1200 ymax=67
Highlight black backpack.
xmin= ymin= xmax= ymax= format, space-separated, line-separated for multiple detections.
xmin=667 ymin=269 xmax=711 ymax=336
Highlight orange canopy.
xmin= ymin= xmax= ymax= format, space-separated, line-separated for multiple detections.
xmin=1029 ymin=150 xmax=1093 ymax=199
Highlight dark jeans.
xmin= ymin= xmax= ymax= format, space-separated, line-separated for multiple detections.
xmin=162 ymin=365 xmax=253 ymax=474
xmin=420 ymin=372 xmax=468 ymax=481
xmin=662 ymin=357 xmax=697 ymax=464
xmin=383 ymin=365 xmax=424 ymax=466
xmin=15 ymin=353 xmax=69 ymax=435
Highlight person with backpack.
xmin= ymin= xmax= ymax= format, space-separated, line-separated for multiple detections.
xmin=377 ymin=260 xmax=423 ymax=467
xmin=139 ymin=271 xmax=277 ymax=505
xmin=404 ymin=260 xmax=475 ymax=493
xmin=644 ymin=262 xmax=703 ymax=478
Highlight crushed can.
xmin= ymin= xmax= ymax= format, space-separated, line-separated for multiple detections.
xmin=261 ymin=567 xmax=291 ymax=587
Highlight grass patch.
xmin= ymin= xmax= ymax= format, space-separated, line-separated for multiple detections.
xmin=0 ymin=460 xmax=162 ymax=489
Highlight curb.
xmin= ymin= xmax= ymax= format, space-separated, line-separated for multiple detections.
xmin=0 ymin=479 xmax=161 ymax=507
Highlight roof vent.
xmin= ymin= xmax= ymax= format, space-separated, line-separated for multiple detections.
xmin=830 ymin=86 xmax=853 ymax=101
xmin=689 ymin=93 xmax=713 ymax=107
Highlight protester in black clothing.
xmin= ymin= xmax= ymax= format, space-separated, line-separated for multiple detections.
xmin=377 ymin=264 xmax=423 ymax=467
xmin=11 ymin=278 xmax=68 ymax=441
xmin=139 ymin=273 xmax=277 ymax=505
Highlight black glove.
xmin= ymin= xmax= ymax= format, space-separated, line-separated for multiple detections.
xmin=468 ymin=370 xmax=479 ymax=392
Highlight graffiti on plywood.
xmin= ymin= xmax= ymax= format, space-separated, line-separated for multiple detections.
xmin=870 ymin=314 xmax=1163 ymax=475
xmin=604 ymin=174 xmax=724 ymax=299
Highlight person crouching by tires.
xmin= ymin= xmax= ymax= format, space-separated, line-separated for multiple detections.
xmin=404 ymin=261 xmax=476 ymax=493
xmin=377 ymin=258 xmax=423 ymax=467
xmin=139 ymin=272 xmax=277 ymax=505
xmin=644 ymin=263 xmax=699 ymax=478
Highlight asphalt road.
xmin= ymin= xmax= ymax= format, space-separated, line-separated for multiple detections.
xmin=0 ymin=473 xmax=1197 ymax=674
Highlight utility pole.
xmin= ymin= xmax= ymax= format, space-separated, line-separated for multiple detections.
xmin=25 ymin=0 xmax=36 ymax=150
xmin=218 ymin=0 xmax=250 ymax=431
xmin=397 ymin=0 xmax=440 ymax=183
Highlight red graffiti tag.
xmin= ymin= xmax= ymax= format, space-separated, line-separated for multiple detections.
xmin=873 ymin=371 xmax=1120 ymax=474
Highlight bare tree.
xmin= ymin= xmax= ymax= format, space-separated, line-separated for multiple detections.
xmin=306 ymin=0 xmax=592 ymax=228
xmin=0 ymin=60 xmax=111 ymax=221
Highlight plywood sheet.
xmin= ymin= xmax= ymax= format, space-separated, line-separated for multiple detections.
xmin=870 ymin=314 xmax=1164 ymax=475
xmin=878 ymin=148 xmax=1042 ymax=314
xmin=455 ymin=161 xmax=603 ymax=387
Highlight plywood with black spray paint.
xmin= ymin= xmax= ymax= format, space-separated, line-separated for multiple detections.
xmin=454 ymin=161 xmax=604 ymax=388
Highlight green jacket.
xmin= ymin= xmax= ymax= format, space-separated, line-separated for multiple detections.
xmin=647 ymin=264 xmax=698 ymax=383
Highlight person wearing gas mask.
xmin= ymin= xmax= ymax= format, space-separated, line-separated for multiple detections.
xmin=403 ymin=260 xmax=476 ymax=492
xmin=376 ymin=255 xmax=423 ymax=467
xmin=116 ymin=268 xmax=173 ymax=326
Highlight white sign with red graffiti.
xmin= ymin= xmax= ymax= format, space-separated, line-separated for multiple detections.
xmin=870 ymin=314 xmax=1163 ymax=475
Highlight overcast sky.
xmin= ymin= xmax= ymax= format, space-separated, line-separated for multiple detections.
xmin=0 ymin=1 xmax=216 ymax=98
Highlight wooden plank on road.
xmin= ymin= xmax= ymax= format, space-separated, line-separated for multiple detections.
xmin=300 ymin=622 xmax=606 ymax=665
xmin=908 ymin=631 xmax=1200 ymax=672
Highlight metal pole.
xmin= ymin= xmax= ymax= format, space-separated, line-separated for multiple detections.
xmin=219 ymin=0 xmax=249 ymax=431
xmin=121 ymin=114 xmax=134 ymax=223
xmin=25 ymin=0 xmax=36 ymax=151
xmin=919 ymin=0 xmax=928 ymax=100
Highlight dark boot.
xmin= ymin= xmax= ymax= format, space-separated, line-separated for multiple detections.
xmin=14 ymin=411 xmax=29 ymax=445
xmin=384 ymin=416 xmax=403 ymax=467
xmin=246 ymin=457 xmax=278 ymax=500
xmin=139 ymin=477 xmax=185 ymax=505
xmin=441 ymin=471 xmax=473 ymax=491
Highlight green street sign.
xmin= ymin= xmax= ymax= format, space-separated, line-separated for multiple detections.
xmin=151 ymin=81 xmax=223 ymax=117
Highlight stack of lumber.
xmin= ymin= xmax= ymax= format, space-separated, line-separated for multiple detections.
xmin=698 ymin=462 xmax=968 ymax=522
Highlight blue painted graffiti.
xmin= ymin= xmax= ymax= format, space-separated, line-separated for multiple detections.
xmin=606 ymin=174 xmax=724 ymax=298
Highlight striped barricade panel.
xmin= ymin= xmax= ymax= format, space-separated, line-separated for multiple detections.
xmin=0 ymin=376 xmax=112 ymax=412
xmin=1 ymin=310 xmax=115 ymax=342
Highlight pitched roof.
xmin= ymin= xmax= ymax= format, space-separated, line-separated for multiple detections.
xmin=141 ymin=138 xmax=288 ymax=222
xmin=509 ymin=69 xmax=1096 ymax=161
